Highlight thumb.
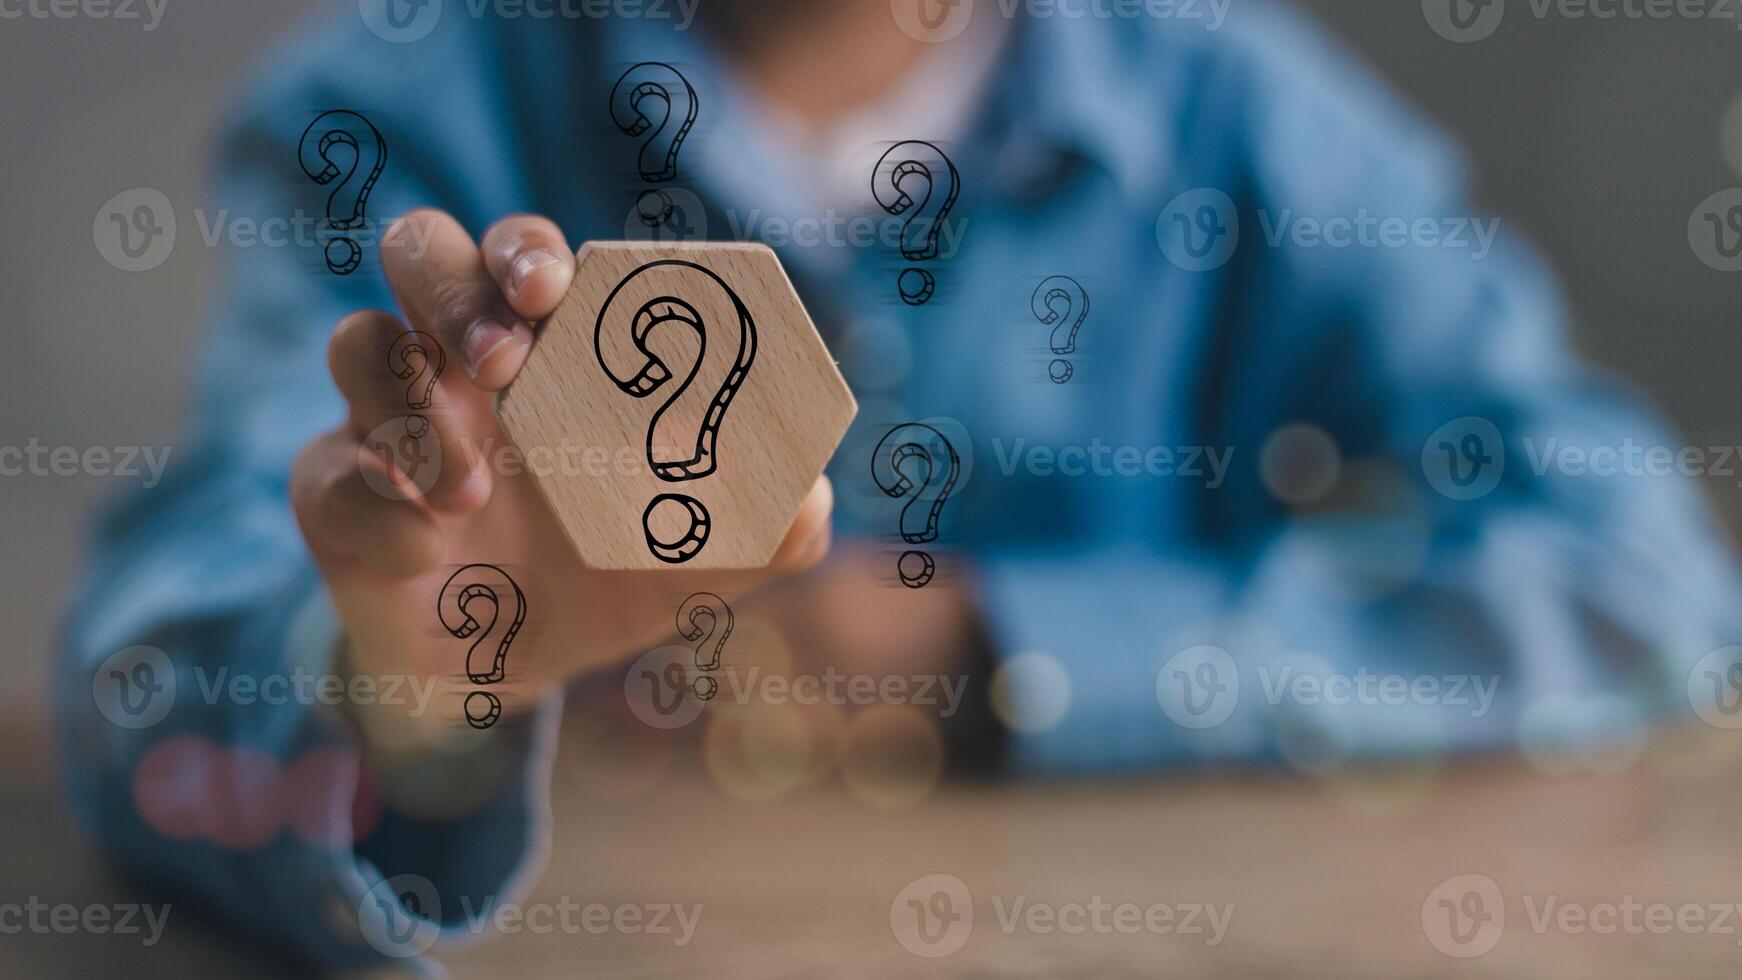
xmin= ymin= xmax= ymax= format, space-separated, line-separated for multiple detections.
xmin=763 ymin=476 xmax=835 ymax=576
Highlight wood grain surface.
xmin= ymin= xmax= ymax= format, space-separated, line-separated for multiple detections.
xmin=497 ymin=242 xmax=856 ymax=571
xmin=9 ymin=718 xmax=1742 ymax=978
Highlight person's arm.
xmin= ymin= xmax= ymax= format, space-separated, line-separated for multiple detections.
xmin=974 ymin=14 xmax=1742 ymax=774
xmin=56 ymin=27 xmax=833 ymax=969
xmin=53 ymin=52 xmax=566 ymax=965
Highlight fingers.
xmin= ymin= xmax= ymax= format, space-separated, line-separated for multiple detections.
xmin=328 ymin=310 xmax=491 ymax=513
xmin=381 ymin=209 xmax=533 ymax=390
xmin=765 ymin=476 xmax=835 ymax=574
xmin=480 ymin=215 xmax=575 ymax=320
xmin=292 ymin=430 xmax=443 ymax=579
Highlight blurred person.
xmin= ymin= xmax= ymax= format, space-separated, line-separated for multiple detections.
xmin=58 ymin=0 xmax=1742 ymax=968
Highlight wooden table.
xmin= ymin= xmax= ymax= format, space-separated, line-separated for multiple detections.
xmin=6 ymin=718 xmax=1742 ymax=978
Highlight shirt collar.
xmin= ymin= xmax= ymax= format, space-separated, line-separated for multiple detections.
xmin=982 ymin=15 xmax=1176 ymax=205
xmin=598 ymin=11 xmax=1176 ymax=217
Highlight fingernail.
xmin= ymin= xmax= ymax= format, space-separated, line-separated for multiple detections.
xmin=510 ymin=250 xmax=562 ymax=296
xmin=462 ymin=319 xmax=514 ymax=377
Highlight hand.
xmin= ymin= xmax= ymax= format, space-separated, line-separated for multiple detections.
xmin=290 ymin=210 xmax=833 ymax=743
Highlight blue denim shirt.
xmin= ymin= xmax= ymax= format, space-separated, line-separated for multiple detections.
xmin=58 ymin=1 xmax=1742 ymax=968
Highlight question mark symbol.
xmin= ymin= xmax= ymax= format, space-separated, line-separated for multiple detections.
xmin=388 ymin=329 xmax=445 ymax=441
xmin=375 ymin=330 xmax=446 ymax=491
xmin=676 ymin=592 xmax=733 ymax=701
xmin=870 ymin=423 xmax=961 ymax=589
xmin=595 ymin=260 xmax=758 ymax=565
xmin=872 ymin=140 xmax=960 ymax=307
xmin=297 ymin=110 xmax=387 ymax=276
xmin=611 ymin=62 xmax=698 ymax=184
xmin=438 ymin=564 xmax=526 ymax=730
xmin=1031 ymin=276 xmax=1088 ymax=384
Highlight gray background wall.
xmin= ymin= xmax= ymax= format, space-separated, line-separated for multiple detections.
xmin=3 ymin=0 xmax=1740 ymax=716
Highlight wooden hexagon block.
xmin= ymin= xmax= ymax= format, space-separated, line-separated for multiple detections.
xmin=497 ymin=242 xmax=858 ymax=570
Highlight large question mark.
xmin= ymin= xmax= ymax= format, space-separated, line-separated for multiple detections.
xmin=872 ymin=141 xmax=960 ymax=306
xmin=595 ymin=260 xmax=758 ymax=565
xmin=297 ymin=110 xmax=387 ymax=276
xmin=610 ymin=62 xmax=699 ymax=184
xmin=1031 ymin=276 xmax=1088 ymax=384
xmin=437 ymin=564 xmax=526 ymax=730
xmin=676 ymin=592 xmax=733 ymax=701
xmin=870 ymin=423 xmax=961 ymax=589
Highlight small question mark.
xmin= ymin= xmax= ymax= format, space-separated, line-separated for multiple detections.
xmin=369 ymin=331 xmax=446 ymax=494
xmin=1031 ymin=276 xmax=1088 ymax=384
xmin=297 ymin=110 xmax=387 ymax=276
xmin=870 ymin=423 xmax=961 ymax=589
xmin=595 ymin=260 xmax=758 ymax=565
xmin=611 ymin=62 xmax=699 ymax=184
xmin=676 ymin=592 xmax=733 ymax=701
xmin=388 ymin=329 xmax=445 ymax=441
xmin=438 ymin=564 xmax=526 ymax=730
xmin=872 ymin=140 xmax=960 ymax=306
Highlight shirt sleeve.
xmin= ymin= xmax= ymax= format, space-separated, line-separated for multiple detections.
xmin=974 ymin=12 xmax=1742 ymax=775
xmin=55 ymin=26 xmax=561 ymax=970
